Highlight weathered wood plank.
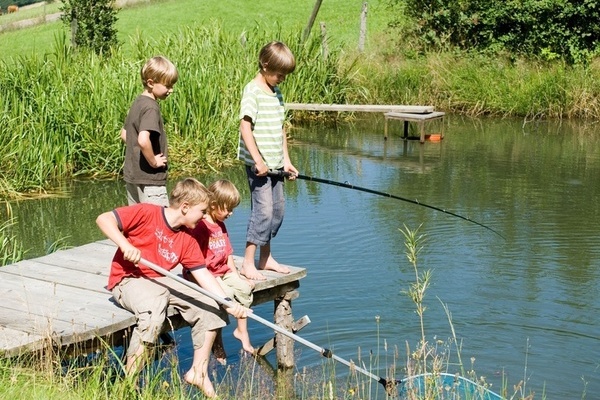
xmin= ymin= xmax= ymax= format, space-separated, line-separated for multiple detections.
xmin=384 ymin=111 xmax=446 ymax=121
xmin=0 ymin=326 xmax=47 ymax=355
xmin=231 ymin=255 xmax=306 ymax=292
xmin=287 ymin=103 xmax=435 ymax=113
xmin=384 ymin=111 xmax=446 ymax=142
xmin=1 ymin=260 xmax=109 ymax=293
xmin=22 ymin=241 xmax=116 ymax=274
xmin=0 ymin=276 xmax=134 ymax=349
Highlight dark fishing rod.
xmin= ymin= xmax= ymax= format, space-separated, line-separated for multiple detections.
xmin=267 ymin=170 xmax=504 ymax=239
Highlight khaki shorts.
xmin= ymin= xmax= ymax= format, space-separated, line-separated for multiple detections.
xmin=218 ymin=271 xmax=254 ymax=308
xmin=112 ymin=276 xmax=228 ymax=357
xmin=126 ymin=183 xmax=168 ymax=207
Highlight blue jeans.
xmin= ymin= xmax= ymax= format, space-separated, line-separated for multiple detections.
xmin=245 ymin=165 xmax=285 ymax=246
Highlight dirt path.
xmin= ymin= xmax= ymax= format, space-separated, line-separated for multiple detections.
xmin=0 ymin=0 xmax=149 ymax=33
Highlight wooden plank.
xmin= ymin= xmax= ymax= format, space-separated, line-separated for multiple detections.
xmin=0 ymin=274 xmax=134 ymax=353
xmin=18 ymin=241 xmax=116 ymax=274
xmin=1 ymin=260 xmax=110 ymax=293
xmin=232 ymin=255 xmax=306 ymax=292
xmin=0 ymin=326 xmax=47 ymax=355
xmin=384 ymin=111 xmax=445 ymax=121
xmin=287 ymin=103 xmax=435 ymax=114
xmin=257 ymin=315 xmax=311 ymax=356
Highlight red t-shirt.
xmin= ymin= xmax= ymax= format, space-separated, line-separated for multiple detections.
xmin=106 ymin=203 xmax=206 ymax=290
xmin=190 ymin=219 xmax=233 ymax=277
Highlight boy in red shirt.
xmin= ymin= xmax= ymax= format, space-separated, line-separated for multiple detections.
xmin=187 ymin=180 xmax=255 ymax=364
xmin=96 ymin=177 xmax=248 ymax=398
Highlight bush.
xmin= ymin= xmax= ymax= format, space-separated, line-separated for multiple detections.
xmin=392 ymin=0 xmax=600 ymax=64
xmin=60 ymin=0 xmax=119 ymax=55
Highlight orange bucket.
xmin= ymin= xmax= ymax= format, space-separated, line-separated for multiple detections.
xmin=426 ymin=133 xmax=442 ymax=142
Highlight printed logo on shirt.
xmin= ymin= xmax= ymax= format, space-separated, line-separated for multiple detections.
xmin=209 ymin=232 xmax=227 ymax=255
xmin=155 ymin=228 xmax=179 ymax=263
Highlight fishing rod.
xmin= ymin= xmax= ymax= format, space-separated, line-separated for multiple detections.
xmin=267 ymin=170 xmax=504 ymax=239
xmin=139 ymin=257 xmax=400 ymax=392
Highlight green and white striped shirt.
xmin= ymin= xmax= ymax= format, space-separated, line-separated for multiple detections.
xmin=237 ymin=80 xmax=286 ymax=169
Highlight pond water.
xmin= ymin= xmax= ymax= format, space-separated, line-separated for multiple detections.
xmin=5 ymin=115 xmax=600 ymax=399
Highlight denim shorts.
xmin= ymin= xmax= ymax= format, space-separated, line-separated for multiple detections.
xmin=245 ymin=165 xmax=285 ymax=246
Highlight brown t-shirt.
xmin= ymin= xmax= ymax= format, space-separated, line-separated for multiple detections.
xmin=122 ymin=95 xmax=168 ymax=185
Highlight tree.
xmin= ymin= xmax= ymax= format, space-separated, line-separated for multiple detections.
xmin=60 ymin=0 xmax=119 ymax=55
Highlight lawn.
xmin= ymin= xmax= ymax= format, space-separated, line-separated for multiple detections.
xmin=0 ymin=0 xmax=390 ymax=61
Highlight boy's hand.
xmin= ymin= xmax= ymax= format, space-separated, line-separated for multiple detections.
xmin=284 ymin=163 xmax=298 ymax=180
xmin=225 ymin=303 xmax=252 ymax=319
xmin=121 ymin=243 xmax=141 ymax=265
xmin=254 ymin=161 xmax=268 ymax=176
xmin=153 ymin=153 xmax=168 ymax=168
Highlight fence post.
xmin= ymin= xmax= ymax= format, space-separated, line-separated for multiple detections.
xmin=320 ymin=22 xmax=328 ymax=60
xmin=358 ymin=2 xmax=368 ymax=52
xmin=302 ymin=0 xmax=323 ymax=42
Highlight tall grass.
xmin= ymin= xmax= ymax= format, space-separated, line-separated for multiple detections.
xmin=360 ymin=51 xmax=600 ymax=120
xmin=0 ymin=25 xmax=360 ymax=199
xmin=0 ymin=204 xmax=25 ymax=265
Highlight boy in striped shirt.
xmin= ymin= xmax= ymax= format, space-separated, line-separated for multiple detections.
xmin=237 ymin=41 xmax=298 ymax=281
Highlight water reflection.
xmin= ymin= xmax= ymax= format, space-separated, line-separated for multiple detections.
xmin=3 ymin=115 xmax=600 ymax=399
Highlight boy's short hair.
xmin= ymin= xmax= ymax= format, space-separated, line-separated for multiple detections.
xmin=258 ymin=41 xmax=296 ymax=75
xmin=169 ymin=178 xmax=211 ymax=207
xmin=141 ymin=56 xmax=179 ymax=88
xmin=209 ymin=180 xmax=241 ymax=211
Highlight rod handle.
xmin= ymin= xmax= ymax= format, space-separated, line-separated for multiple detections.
xmin=251 ymin=167 xmax=294 ymax=178
xmin=265 ymin=169 xmax=292 ymax=178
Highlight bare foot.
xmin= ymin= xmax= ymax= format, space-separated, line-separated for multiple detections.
xmin=240 ymin=263 xmax=267 ymax=281
xmin=233 ymin=327 xmax=255 ymax=355
xmin=184 ymin=369 xmax=216 ymax=398
xmin=211 ymin=330 xmax=227 ymax=366
xmin=260 ymin=255 xmax=290 ymax=274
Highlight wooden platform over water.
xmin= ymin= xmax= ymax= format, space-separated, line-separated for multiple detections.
xmin=0 ymin=240 xmax=306 ymax=359
xmin=287 ymin=103 xmax=435 ymax=114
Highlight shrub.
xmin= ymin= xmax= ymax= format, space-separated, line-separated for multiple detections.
xmin=60 ymin=0 xmax=119 ymax=55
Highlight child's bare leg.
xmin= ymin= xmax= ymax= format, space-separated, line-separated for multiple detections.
xmin=211 ymin=328 xmax=227 ymax=365
xmin=241 ymin=242 xmax=266 ymax=280
xmin=259 ymin=242 xmax=290 ymax=274
xmin=125 ymin=342 xmax=146 ymax=375
xmin=232 ymin=317 xmax=255 ymax=355
xmin=184 ymin=330 xmax=217 ymax=398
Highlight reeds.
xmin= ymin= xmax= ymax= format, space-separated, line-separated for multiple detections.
xmin=0 ymin=203 xmax=25 ymax=265
xmin=0 ymin=24 xmax=358 ymax=199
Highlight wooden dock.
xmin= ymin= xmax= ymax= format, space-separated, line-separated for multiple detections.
xmin=287 ymin=103 xmax=445 ymax=143
xmin=384 ymin=111 xmax=446 ymax=143
xmin=286 ymin=103 xmax=435 ymax=114
xmin=0 ymin=240 xmax=307 ymax=367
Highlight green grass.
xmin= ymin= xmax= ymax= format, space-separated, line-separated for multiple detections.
xmin=3 ymin=0 xmax=600 ymax=199
xmin=0 ymin=1 xmax=61 ymax=25
xmin=0 ymin=0 xmax=389 ymax=61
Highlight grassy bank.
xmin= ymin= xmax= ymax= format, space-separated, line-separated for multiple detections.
xmin=2 ymin=0 xmax=600 ymax=199
xmin=0 ymin=26 xmax=358 ymax=198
